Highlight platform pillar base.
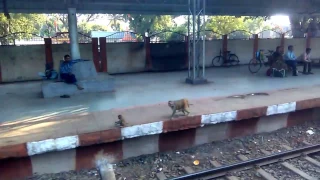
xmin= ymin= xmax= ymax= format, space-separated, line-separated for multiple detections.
xmin=185 ymin=77 xmax=208 ymax=85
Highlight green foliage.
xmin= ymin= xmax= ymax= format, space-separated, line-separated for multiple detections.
xmin=125 ymin=15 xmax=155 ymax=34
xmin=124 ymin=14 xmax=174 ymax=35
xmin=152 ymin=16 xmax=174 ymax=32
xmin=124 ymin=14 xmax=186 ymax=41
xmin=40 ymin=14 xmax=103 ymax=38
xmin=205 ymin=16 xmax=247 ymax=38
xmin=107 ymin=14 xmax=126 ymax=31
xmin=0 ymin=13 xmax=45 ymax=44
xmin=243 ymin=17 xmax=270 ymax=33
xmin=204 ymin=16 xmax=270 ymax=39
xmin=124 ymin=15 xmax=271 ymax=41
xmin=289 ymin=15 xmax=320 ymax=37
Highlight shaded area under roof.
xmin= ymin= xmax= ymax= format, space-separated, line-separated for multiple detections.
xmin=1 ymin=0 xmax=320 ymax=15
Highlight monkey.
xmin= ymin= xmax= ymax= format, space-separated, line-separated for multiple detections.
xmin=115 ymin=115 xmax=128 ymax=127
xmin=168 ymin=98 xmax=192 ymax=119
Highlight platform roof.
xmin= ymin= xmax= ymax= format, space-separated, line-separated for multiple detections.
xmin=1 ymin=0 xmax=319 ymax=15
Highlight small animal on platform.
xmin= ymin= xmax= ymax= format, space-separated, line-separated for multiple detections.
xmin=168 ymin=98 xmax=192 ymax=119
xmin=115 ymin=115 xmax=128 ymax=127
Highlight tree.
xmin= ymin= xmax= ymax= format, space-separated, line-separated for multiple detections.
xmin=124 ymin=15 xmax=175 ymax=35
xmin=243 ymin=17 xmax=270 ymax=34
xmin=288 ymin=15 xmax=319 ymax=38
xmin=125 ymin=15 xmax=155 ymax=34
xmin=205 ymin=16 xmax=247 ymax=39
xmin=48 ymin=14 xmax=101 ymax=29
xmin=106 ymin=14 xmax=126 ymax=31
xmin=247 ymin=15 xmax=317 ymax=38
xmin=0 ymin=13 xmax=45 ymax=44
xmin=152 ymin=16 xmax=174 ymax=32
xmin=40 ymin=14 xmax=106 ymax=38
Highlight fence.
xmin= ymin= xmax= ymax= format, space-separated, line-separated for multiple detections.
xmin=149 ymin=31 xmax=186 ymax=43
xmin=203 ymin=30 xmax=223 ymax=40
xmin=51 ymin=32 xmax=92 ymax=44
xmin=258 ymin=30 xmax=282 ymax=39
xmin=0 ymin=28 xmax=315 ymax=46
xmin=105 ymin=31 xmax=143 ymax=43
xmin=0 ymin=32 xmax=44 ymax=45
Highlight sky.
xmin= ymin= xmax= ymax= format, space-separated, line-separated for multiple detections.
xmin=267 ymin=15 xmax=290 ymax=26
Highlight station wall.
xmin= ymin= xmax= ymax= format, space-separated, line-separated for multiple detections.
xmin=0 ymin=37 xmax=317 ymax=82
xmin=0 ymin=44 xmax=93 ymax=82
xmin=0 ymin=45 xmax=45 ymax=82
xmin=107 ymin=42 xmax=146 ymax=74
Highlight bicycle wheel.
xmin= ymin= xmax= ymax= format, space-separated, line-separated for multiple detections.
xmin=229 ymin=54 xmax=240 ymax=66
xmin=248 ymin=59 xmax=262 ymax=74
xmin=212 ymin=56 xmax=223 ymax=66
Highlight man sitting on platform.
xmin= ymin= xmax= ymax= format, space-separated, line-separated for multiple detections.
xmin=284 ymin=45 xmax=298 ymax=76
xmin=60 ymin=54 xmax=84 ymax=90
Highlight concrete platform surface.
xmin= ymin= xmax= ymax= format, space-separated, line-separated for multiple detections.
xmin=41 ymin=61 xmax=114 ymax=98
xmin=42 ymin=76 xmax=115 ymax=98
xmin=1 ymin=84 xmax=320 ymax=148
xmin=1 ymin=66 xmax=320 ymax=148
xmin=2 ymin=66 xmax=320 ymax=124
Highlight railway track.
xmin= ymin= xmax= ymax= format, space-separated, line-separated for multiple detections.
xmin=156 ymin=142 xmax=320 ymax=180
xmin=28 ymin=121 xmax=320 ymax=180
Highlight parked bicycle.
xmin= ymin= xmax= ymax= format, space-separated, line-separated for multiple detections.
xmin=212 ymin=49 xmax=240 ymax=67
xmin=248 ymin=50 xmax=274 ymax=74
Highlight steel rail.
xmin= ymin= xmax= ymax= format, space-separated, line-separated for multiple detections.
xmin=169 ymin=144 xmax=320 ymax=180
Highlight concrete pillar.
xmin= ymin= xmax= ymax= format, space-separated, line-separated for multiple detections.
xmin=222 ymin=35 xmax=228 ymax=60
xmin=253 ymin=34 xmax=259 ymax=60
xmin=44 ymin=38 xmax=53 ymax=64
xmin=68 ymin=8 xmax=80 ymax=60
xmin=306 ymin=31 xmax=312 ymax=49
xmin=185 ymin=35 xmax=189 ymax=68
xmin=99 ymin=37 xmax=107 ymax=72
xmin=145 ymin=37 xmax=152 ymax=70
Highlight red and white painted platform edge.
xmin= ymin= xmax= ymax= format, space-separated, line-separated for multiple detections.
xmin=1 ymin=85 xmax=320 ymax=160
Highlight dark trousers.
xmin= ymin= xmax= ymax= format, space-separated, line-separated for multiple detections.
xmin=285 ymin=60 xmax=297 ymax=75
xmin=303 ymin=61 xmax=312 ymax=73
xmin=60 ymin=73 xmax=77 ymax=84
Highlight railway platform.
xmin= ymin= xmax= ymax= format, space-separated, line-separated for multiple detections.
xmin=1 ymin=66 xmax=320 ymax=179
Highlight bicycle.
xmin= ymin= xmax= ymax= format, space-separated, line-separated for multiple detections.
xmin=248 ymin=50 xmax=274 ymax=74
xmin=212 ymin=49 xmax=240 ymax=67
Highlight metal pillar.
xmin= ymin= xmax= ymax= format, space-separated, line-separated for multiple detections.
xmin=202 ymin=0 xmax=206 ymax=78
xmin=68 ymin=8 xmax=81 ymax=60
xmin=187 ymin=0 xmax=191 ymax=78
xmin=192 ymin=0 xmax=196 ymax=80
xmin=185 ymin=0 xmax=207 ymax=85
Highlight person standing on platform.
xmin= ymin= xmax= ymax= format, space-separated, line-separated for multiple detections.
xmin=301 ymin=48 xmax=313 ymax=75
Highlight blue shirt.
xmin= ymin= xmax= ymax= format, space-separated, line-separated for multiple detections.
xmin=284 ymin=51 xmax=296 ymax=61
xmin=60 ymin=59 xmax=84 ymax=74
